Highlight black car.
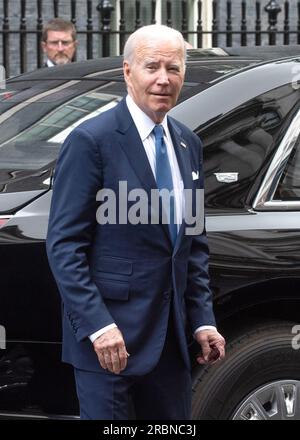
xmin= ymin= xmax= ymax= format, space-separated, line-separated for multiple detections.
xmin=1 ymin=46 xmax=300 ymax=420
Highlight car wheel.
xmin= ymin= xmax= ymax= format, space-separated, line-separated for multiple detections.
xmin=192 ymin=321 xmax=300 ymax=420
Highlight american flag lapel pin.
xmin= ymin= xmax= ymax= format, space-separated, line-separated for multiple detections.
xmin=180 ymin=140 xmax=187 ymax=148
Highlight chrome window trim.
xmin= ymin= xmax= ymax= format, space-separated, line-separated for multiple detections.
xmin=262 ymin=200 xmax=300 ymax=210
xmin=253 ymin=107 xmax=300 ymax=211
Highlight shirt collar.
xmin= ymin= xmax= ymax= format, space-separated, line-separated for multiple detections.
xmin=46 ymin=58 xmax=55 ymax=67
xmin=126 ymin=95 xmax=169 ymax=141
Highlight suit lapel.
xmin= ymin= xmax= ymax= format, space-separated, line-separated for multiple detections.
xmin=115 ymin=99 xmax=157 ymax=197
xmin=168 ymin=117 xmax=195 ymax=252
xmin=168 ymin=117 xmax=193 ymax=191
xmin=114 ymin=99 xmax=171 ymax=244
xmin=114 ymin=100 xmax=196 ymax=249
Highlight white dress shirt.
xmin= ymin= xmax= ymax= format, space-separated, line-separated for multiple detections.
xmin=126 ymin=94 xmax=184 ymax=232
xmin=46 ymin=59 xmax=55 ymax=67
xmin=89 ymin=95 xmax=215 ymax=343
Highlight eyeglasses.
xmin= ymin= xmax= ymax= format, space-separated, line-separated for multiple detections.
xmin=46 ymin=40 xmax=74 ymax=47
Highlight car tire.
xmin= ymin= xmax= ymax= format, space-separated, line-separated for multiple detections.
xmin=191 ymin=321 xmax=300 ymax=420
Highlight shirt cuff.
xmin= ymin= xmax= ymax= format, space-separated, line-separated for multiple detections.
xmin=89 ymin=323 xmax=117 ymax=343
xmin=194 ymin=325 xmax=217 ymax=336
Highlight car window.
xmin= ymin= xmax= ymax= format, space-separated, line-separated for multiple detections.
xmin=274 ymin=139 xmax=300 ymax=200
xmin=199 ymin=84 xmax=300 ymax=209
xmin=14 ymin=93 xmax=120 ymax=146
xmin=0 ymin=89 xmax=121 ymax=172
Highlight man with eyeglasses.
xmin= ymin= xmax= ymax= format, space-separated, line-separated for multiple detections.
xmin=41 ymin=18 xmax=78 ymax=67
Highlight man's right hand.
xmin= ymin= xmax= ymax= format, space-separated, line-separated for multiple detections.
xmin=93 ymin=327 xmax=129 ymax=374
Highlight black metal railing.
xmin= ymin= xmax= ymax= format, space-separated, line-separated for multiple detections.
xmin=1 ymin=0 xmax=300 ymax=77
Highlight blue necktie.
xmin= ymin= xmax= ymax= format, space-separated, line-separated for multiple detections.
xmin=153 ymin=125 xmax=177 ymax=245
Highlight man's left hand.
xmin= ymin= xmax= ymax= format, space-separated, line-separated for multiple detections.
xmin=194 ymin=329 xmax=225 ymax=365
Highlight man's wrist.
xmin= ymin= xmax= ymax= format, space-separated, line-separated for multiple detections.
xmin=194 ymin=325 xmax=217 ymax=337
xmin=89 ymin=323 xmax=117 ymax=343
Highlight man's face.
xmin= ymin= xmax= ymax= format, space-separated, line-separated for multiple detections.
xmin=123 ymin=39 xmax=185 ymax=123
xmin=42 ymin=30 xmax=77 ymax=65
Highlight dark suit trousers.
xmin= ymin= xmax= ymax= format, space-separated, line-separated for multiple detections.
xmin=74 ymin=313 xmax=192 ymax=420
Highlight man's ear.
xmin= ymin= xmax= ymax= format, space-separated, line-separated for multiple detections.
xmin=41 ymin=41 xmax=47 ymax=54
xmin=123 ymin=61 xmax=131 ymax=87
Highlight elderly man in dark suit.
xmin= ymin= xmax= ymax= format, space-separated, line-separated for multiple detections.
xmin=46 ymin=24 xmax=225 ymax=420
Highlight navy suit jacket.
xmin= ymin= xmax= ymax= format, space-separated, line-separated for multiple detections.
xmin=46 ymin=98 xmax=216 ymax=376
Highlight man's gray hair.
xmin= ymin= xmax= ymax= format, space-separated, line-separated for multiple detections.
xmin=123 ymin=25 xmax=186 ymax=64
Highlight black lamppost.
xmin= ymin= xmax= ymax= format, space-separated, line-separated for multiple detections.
xmin=97 ymin=0 xmax=114 ymax=57
xmin=264 ymin=0 xmax=282 ymax=45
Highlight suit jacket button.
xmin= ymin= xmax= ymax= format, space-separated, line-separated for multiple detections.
xmin=163 ymin=291 xmax=170 ymax=300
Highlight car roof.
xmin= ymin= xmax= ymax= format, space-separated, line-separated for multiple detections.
xmin=7 ymin=45 xmax=300 ymax=104
xmin=2 ymin=46 xmax=300 ymax=197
